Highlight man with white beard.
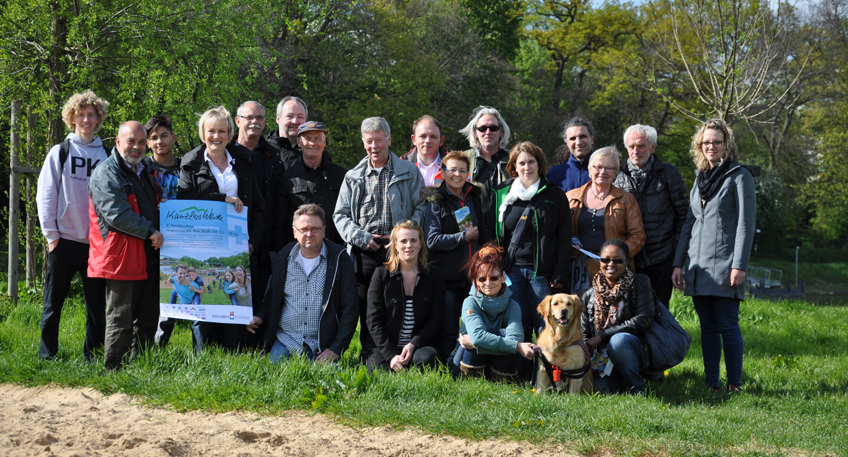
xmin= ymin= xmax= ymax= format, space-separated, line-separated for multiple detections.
xmin=88 ymin=121 xmax=163 ymax=371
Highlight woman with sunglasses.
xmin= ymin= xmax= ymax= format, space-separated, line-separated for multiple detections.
xmin=363 ymin=220 xmax=445 ymax=372
xmin=582 ymin=239 xmax=655 ymax=394
xmin=453 ymin=244 xmax=536 ymax=381
xmin=488 ymin=142 xmax=572 ymax=346
xmin=567 ymin=146 xmax=645 ymax=278
xmin=672 ymin=119 xmax=755 ymax=394
xmin=423 ymin=151 xmax=490 ymax=360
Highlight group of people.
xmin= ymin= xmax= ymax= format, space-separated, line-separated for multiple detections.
xmin=36 ymin=90 xmax=756 ymax=395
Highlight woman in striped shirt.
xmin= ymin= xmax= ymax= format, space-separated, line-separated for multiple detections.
xmin=363 ymin=220 xmax=445 ymax=372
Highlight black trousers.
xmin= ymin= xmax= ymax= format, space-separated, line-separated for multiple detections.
xmin=353 ymin=246 xmax=388 ymax=356
xmin=104 ymin=263 xmax=160 ymax=370
xmin=640 ymin=257 xmax=675 ymax=307
xmin=39 ymin=238 xmax=106 ymax=360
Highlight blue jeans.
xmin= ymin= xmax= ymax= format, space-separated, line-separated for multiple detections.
xmin=593 ymin=332 xmax=644 ymax=394
xmin=693 ymin=296 xmax=743 ymax=387
xmin=269 ymin=340 xmax=316 ymax=364
xmin=507 ymin=266 xmax=550 ymax=340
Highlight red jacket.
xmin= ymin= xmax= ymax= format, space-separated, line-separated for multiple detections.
xmin=88 ymin=150 xmax=158 ymax=280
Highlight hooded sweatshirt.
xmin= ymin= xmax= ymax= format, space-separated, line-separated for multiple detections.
xmin=458 ymin=284 xmax=523 ymax=355
xmin=36 ymin=133 xmax=109 ymax=244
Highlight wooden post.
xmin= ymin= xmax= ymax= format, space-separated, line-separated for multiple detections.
xmin=8 ymin=100 xmax=22 ymax=299
xmin=26 ymin=110 xmax=37 ymax=288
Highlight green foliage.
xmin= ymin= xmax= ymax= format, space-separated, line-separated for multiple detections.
xmin=458 ymin=0 xmax=523 ymax=59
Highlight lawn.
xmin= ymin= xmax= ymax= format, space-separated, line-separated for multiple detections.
xmin=0 ymin=289 xmax=846 ymax=456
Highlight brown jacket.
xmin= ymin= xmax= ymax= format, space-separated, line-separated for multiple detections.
xmin=566 ymin=182 xmax=646 ymax=263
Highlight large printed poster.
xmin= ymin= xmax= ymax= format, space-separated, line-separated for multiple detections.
xmin=159 ymin=200 xmax=253 ymax=324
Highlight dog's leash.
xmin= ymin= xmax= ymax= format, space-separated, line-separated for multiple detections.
xmin=533 ymin=343 xmax=592 ymax=390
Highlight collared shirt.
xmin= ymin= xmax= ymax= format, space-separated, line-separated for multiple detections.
xmin=124 ymin=158 xmax=145 ymax=180
xmin=417 ymin=155 xmax=442 ymax=187
xmin=204 ymin=149 xmax=238 ymax=197
xmin=277 ymin=243 xmax=328 ymax=354
xmin=358 ymin=158 xmax=394 ymax=237
xmin=473 ymin=148 xmax=508 ymax=188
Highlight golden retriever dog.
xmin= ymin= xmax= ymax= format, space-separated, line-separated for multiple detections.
xmin=535 ymin=294 xmax=592 ymax=394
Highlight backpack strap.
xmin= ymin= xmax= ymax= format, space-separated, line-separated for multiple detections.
xmin=58 ymin=139 xmax=71 ymax=174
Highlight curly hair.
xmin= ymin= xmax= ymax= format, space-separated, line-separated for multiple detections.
xmin=505 ymin=141 xmax=548 ymax=178
xmin=61 ymin=90 xmax=109 ymax=132
xmin=689 ymin=118 xmax=739 ymax=171
xmin=458 ymin=106 xmax=511 ymax=150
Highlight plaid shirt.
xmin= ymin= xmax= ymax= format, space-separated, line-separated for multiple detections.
xmin=277 ymin=243 xmax=328 ymax=354
xmin=358 ymin=158 xmax=394 ymax=237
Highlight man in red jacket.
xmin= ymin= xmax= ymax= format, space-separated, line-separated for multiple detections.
xmin=88 ymin=121 xmax=164 ymax=370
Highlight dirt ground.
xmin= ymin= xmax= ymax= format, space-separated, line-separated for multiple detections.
xmin=0 ymin=385 xmax=580 ymax=456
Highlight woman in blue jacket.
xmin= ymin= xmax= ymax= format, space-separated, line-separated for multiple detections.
xmin=453 ymin=244 xmax=537 ymax=381
xmin=672 ymin=119 xmax=756 ymax=394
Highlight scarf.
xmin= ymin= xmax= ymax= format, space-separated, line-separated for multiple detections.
xmin=696 ymin=159 xmax=732 ymax=206
xmin=498 ymin=178 xmax=540 ymax=223
xmin=627 ymin=155 xmax=655 ymax=193
xmin=592 ymin=268 xmax=635 ymax=333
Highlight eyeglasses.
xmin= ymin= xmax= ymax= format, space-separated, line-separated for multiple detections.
xmin=699 ymin=140 xmax=724 ymax=147
xmin=443 ymin=167 xmax=468 ymax=175
xmin=239 ymin=115 xmax=266 ymax=122
xmin=593 ymin=165 xmax=616 ymax=173
xmin=476 ymin=125 xmax=500 ymax=133
xmin=599 ymin=258 xmax=626 ymax=265
xmin=477 ymin=275 xmax=502 ymax=283
xmin=293 ymin=226 xmax=323 ymax=235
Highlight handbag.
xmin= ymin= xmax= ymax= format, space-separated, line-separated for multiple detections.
xmin=641 ymin=299 xmax=692 ymax=372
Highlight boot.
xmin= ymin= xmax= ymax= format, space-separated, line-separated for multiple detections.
xmin=489 ymin=366 xmax=519 ymax=384
xmin=459 ymin=362 xmax=485 ymax=378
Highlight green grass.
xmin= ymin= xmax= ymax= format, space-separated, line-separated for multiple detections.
xmin=1 ymin=290 xmax=846 ymax=456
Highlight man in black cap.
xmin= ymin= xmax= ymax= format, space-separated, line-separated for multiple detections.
xmin=273 ymin=121 xmax=348 ymax=251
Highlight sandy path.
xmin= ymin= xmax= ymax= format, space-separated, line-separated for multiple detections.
xmin=0 ymin=385 xmax=578 ymax=456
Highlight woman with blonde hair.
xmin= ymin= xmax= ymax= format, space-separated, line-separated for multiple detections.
xmin=178 ymin=106 xmax=265 ymax=351
xmin=672 ymin=119 xmax=755 ymax=393
xmin=363 ymin=220 xmax=445 ymax=372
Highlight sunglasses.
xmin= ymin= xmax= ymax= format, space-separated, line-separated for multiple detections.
xmin=477 ymin=275 xmax=502 ymax=283
xmin=599 ymin=258 xmax=626 ymax=265
xmin=476 ymin=125 xmax=501 ymax=133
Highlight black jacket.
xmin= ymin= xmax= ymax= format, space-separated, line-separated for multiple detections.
xmin=581 ymin=274 xmax=656 ymax=344
xmin=254 ymin=240 xmax=359 ymax=356
xmin=364 ymin=266 xmax=445 ymax=363
xmin=487 ymin=177 xmax=573 ymax=288
xmin=614 ymin=155 xmax=689 ymax=269
xmin=177 ymin=144 xmax=265 ymax=249
xmin=231 ymin=136 xmax=284 ymax=265
xmin=422 ymin=182 xmax=489 ymax=290
xmin=268 ymin=130 xmax=333 ymax=166
xmin=273 ymin=157 xmax=347 ymax=250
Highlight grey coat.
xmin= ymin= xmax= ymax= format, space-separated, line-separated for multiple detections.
xmin=332 ymin=152 xmax=426 ymax=252
xmin=673 ymin=163 xmax=756 ymax=299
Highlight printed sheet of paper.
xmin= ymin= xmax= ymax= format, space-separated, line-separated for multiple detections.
xmin=158 ymin=200 xmax=253 ymax=324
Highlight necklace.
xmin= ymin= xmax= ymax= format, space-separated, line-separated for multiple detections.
xmin=590 ymin=185 xmax=608 ymax=201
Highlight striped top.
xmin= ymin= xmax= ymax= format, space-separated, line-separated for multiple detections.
xmin=397 ymin=295 xmax=415 ymax=348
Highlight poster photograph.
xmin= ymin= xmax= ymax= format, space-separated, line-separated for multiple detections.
xmin=158 ymin=200 xmax=253 ymax=325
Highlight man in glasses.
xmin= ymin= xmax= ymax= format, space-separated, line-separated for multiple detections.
xmin=247 ymin=204 xmax=358 ymax=364
xmin=273 ymin=121 xmax=347 ymax=249
xmin=548 ymin=116 xmax=596 ymax=192
xmin=333 ymin=116 xmax=425 ymax=353
xmin=401 ymin=115 xmax=448 ymax=187
xmin=231 ymin=101 xmax=285 ymax=342
xmin=459 ymin=106 xmax=512 ymax=211
xmin=614 ymin=124 xmax=688 ymax=307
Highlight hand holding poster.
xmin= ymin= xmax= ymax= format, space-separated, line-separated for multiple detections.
xmin=159 ymin=200 xmax=253 ymax=324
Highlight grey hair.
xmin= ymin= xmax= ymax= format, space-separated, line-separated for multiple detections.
xmin=275 ymin=96 xmax=308 ymax=119
xmin=560 ymin=116 xmax=595 ymax=143
xmin=623 ymin=124 xmax=657 ymax=147
xmin=361 ymin=117 xmax=391 ymax=136
xmin=588 ymin=146 xmax=622 ymax=176
xmin=236 ymin=101 xmax=265 ymax=117
xmin=459 ymin=106 xmax=511 ymax=150
xmin=293 ymin=203 xmax=326 ymax=226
